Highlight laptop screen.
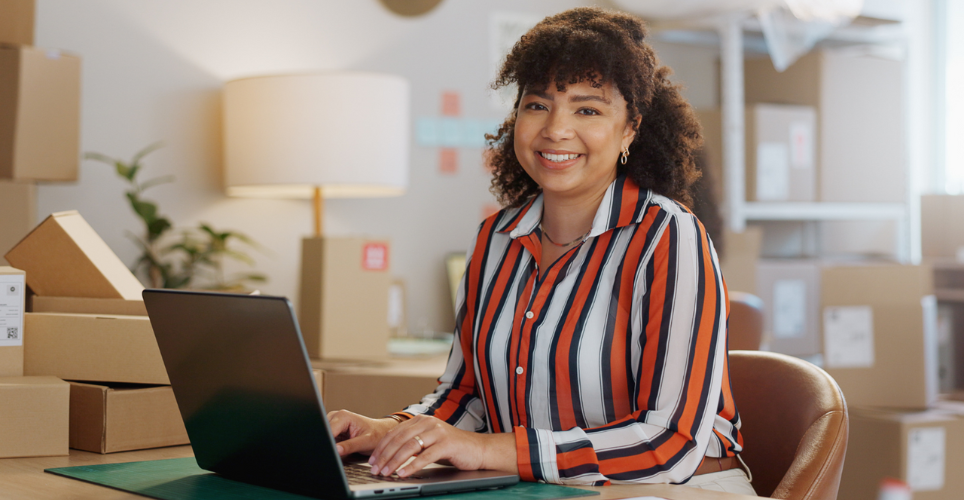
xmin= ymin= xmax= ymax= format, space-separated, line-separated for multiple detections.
xmin=143 ymin=289 xmax=350 ymax=499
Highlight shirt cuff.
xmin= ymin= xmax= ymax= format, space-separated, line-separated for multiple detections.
xmin=514 ymin=427 xmax=559 ymax=483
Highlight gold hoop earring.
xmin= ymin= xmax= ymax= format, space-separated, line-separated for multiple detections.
xmin=620 ymin=147 xmax=629 ymax=165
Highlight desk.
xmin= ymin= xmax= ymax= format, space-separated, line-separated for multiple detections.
xmin=0 ymin=446 xmax=761 ymax=500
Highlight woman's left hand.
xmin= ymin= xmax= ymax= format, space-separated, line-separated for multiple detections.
xmin=368 ymin=414 xmax=518 ymax=478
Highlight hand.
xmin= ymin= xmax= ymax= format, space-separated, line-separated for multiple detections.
xmin=368 ymin=414 xmax=517 ymax=478
xmin=327 ymin=409 xmax=399 ymax=457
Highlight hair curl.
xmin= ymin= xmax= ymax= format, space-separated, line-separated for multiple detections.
xmin=486 ymin=7 xmax=702 ymax=207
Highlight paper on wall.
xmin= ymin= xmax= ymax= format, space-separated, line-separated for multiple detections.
xmin=489 ymin=12 xmax=542 ymax=110
xmin=788 ymin=120 xmax=814 ymax=170
xmin=756 ymin=142 xmax=790 ymax=200
xmin=823 ymin=305 xmax=874 ymax=368
xmin=773 ymin=279 xmax=806 ymax=338
xmin=0 ymin=274 xmax=25 ymax=347
xmin=907 ymin=426 xmax=945 ymax=491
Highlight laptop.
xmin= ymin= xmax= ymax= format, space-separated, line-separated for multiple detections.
xmin=143 ymin=289 xmax=518 ymax=499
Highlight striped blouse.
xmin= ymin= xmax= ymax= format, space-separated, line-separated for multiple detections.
xmin=401 ymin=175 xmax=743 ymax=485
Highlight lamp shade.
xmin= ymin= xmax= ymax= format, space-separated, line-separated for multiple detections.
xmin=223 ymin=72 xmax=410 ymax=199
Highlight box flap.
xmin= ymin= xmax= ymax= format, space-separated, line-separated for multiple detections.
xmin=5 ymin=211 xmax=144 ymax=300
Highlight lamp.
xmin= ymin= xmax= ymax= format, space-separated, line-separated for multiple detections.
xmin=222 ymin=72 xmax=410 ymax=360
xmin=222 ymin=72 xmax=410 ymax=236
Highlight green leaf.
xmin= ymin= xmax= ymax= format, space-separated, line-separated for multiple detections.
xmin=130 ymin=141 xmax=164 ymax=166
xmin=147 ymin=218 xmax=172 ymax=240
xmin=83 ymin=152 xmax=115 ymax=164
xmin=139 ymin=175 xmax=175 ymax=192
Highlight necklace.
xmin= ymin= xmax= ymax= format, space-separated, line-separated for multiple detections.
xmin=539 ymin=223 xmax=590 ymax=248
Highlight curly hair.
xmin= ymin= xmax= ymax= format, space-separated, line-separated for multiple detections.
xmin=486 ymin=7 xmax=702 ymax=207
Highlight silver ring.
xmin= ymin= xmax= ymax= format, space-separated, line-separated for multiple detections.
xmin=413 ymin=435 xmax=426 ymax=450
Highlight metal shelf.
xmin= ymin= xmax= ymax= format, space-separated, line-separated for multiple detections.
xmin=744 ymin=202 xmax=907 ymax=221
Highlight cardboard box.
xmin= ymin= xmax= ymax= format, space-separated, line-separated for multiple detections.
xmin=756 ymin=259 xmax=821 ymax=356
xmin=0 ymin=376 xmax=69 ymax=458
xmin=24 ymin=312 xmax=169 ymax=385
xmin=921 ymin=195 xmax=964 ymax=260
xmin=30 ymin=296 xmax=148 ymax=316
xmin=0 ymin=180 xmax=35 ymax=265
xmin=698 ymin=105 xmax=817 ymax=202
xmin=821 ymin=265 xmax=937 ymax=409
xmin=5 ymin=211 xmax=145 ymax=300
xmin=0 ymin=44 xmax=81 ymax=181
xmin=69 ymin=382 xmax=188 ymax=454
xmin=745 ymin=51 xmax=904 ymax=204
xmin=299 ymin=237 xmax=391 ymax=360
xmin=317 ymin=355 xmax=445 ymax=417
xmin=0 ymin=0 xmax=34 ymax=45
xmin=0 ymin=266 xmax=25 ymax=376
xmin=719 ymin=226 xmax=762 ymax=295
xmin=839 ymin=407 xmax=964 ymax=500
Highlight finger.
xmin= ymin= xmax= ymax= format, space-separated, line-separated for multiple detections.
xmin=378 ymin=433 xmax=430 ymax=476
xmin=337 ymin=433 xmax=376 ymax=457
xmin=371 ymin=418 xmax=426 ymax=471
xmin=328 ymin=413 xmax=349 ymax=439
xmin=370 ymin=417 xmax=413 ymax=464
xmin=397 ymin=444 xmax=445 ymax=478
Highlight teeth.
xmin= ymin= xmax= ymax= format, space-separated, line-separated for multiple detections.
xmin=540 ymin=152 xmax=580 ymax=162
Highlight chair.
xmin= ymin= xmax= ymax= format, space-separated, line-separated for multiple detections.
xmin=728 ymin=292 xmax=764 ymax=350
xmin=729 ymin=351 xmax=848 ymax=500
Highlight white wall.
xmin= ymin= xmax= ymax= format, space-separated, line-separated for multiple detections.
xmin=32 ymin=0 xmax=718 ymax=334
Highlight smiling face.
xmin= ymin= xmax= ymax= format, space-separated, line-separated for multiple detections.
xmin=513 ymin=79 xmax=637 ymax=203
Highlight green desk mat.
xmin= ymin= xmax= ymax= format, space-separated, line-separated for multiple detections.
xmin=46 ymin=457 xmax=598 ymax=500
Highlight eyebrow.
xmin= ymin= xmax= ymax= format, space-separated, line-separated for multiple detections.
xmin=526 ymin=89 xmax=611 ymax=105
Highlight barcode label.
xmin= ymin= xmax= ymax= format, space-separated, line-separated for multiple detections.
xmin=0 ymin=273 xmax=24 ymax=347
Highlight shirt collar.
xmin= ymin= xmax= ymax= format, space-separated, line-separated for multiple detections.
xmin=497 ymin=175 xmax=653 ymax=239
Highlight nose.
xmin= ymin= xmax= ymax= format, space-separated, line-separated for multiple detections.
xmin=542 ymin=109 xmax=574 ymax=142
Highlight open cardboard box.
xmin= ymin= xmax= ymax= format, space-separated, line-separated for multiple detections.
xmin=69 ymin=382 xmax=188 ymax=454
xmin=5 ymin=211 xmax=144 ymax=300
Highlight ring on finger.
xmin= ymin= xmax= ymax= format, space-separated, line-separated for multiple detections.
xmin=413 ymin=435 xmax=426 ymax=450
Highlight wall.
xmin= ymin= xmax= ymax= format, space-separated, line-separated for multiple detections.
xmin=32 ymin=0 xmax=718 ymax=334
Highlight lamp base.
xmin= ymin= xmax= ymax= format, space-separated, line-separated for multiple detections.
xmin=298 ymin=236 xmax=392 ymax=360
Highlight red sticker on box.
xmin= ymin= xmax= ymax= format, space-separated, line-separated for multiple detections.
xmin=362 ymin=243 xmax=389 ymax=271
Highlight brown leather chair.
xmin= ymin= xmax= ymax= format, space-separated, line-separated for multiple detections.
xmin=729 ymin=351 xmax=848 ymax=500
xmin=728 ymin=292 xmax=764 ymax=350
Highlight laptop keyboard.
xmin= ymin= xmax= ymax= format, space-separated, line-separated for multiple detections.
xmin=344 ymin=463 xmax=408 ymax=485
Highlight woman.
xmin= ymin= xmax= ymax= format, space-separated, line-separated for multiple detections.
xmin=328 ymin=7 xmax=753 ymax=494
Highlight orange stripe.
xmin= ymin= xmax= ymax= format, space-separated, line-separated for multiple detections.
xmin=637 ymin=216 xmax=670 ymax=406
xmin=557 ymin=447 xmax=599 ymax=472
xmin=610 ymin=228 xmax=649 ymax=416
xmin=554 ymin=232 xmax=613 ymax=429
xmin=676 ymin=224 xmax=718 ymax=437
xmin=616 ymin=180 xmax=641 ymax=227
xmin=598 ymin=433 xmax=691 ymax=473
xmin=514 ymin=427 xmax=536 ymax=481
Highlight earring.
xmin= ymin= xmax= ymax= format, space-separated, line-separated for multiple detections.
xmin=620 ymin=147 xmax=629 ymax=165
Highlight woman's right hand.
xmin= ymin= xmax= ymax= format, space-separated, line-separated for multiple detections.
xmin=327 ymin=410 xmax=400 ymax=457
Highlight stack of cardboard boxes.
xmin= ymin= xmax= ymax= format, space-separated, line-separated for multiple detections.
xmin=4 ymin=211 xmax=190 ymax=455
xmin=701 ymin=50 xmax=960 ymax=499
xmin=1 ymin=0 xmax=81 ymax=266
xmin=0 ymin=0 xmax=76 ymax=459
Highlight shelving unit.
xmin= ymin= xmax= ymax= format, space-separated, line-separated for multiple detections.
xmin=649 ymin=11 xmax=914 ymax=262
